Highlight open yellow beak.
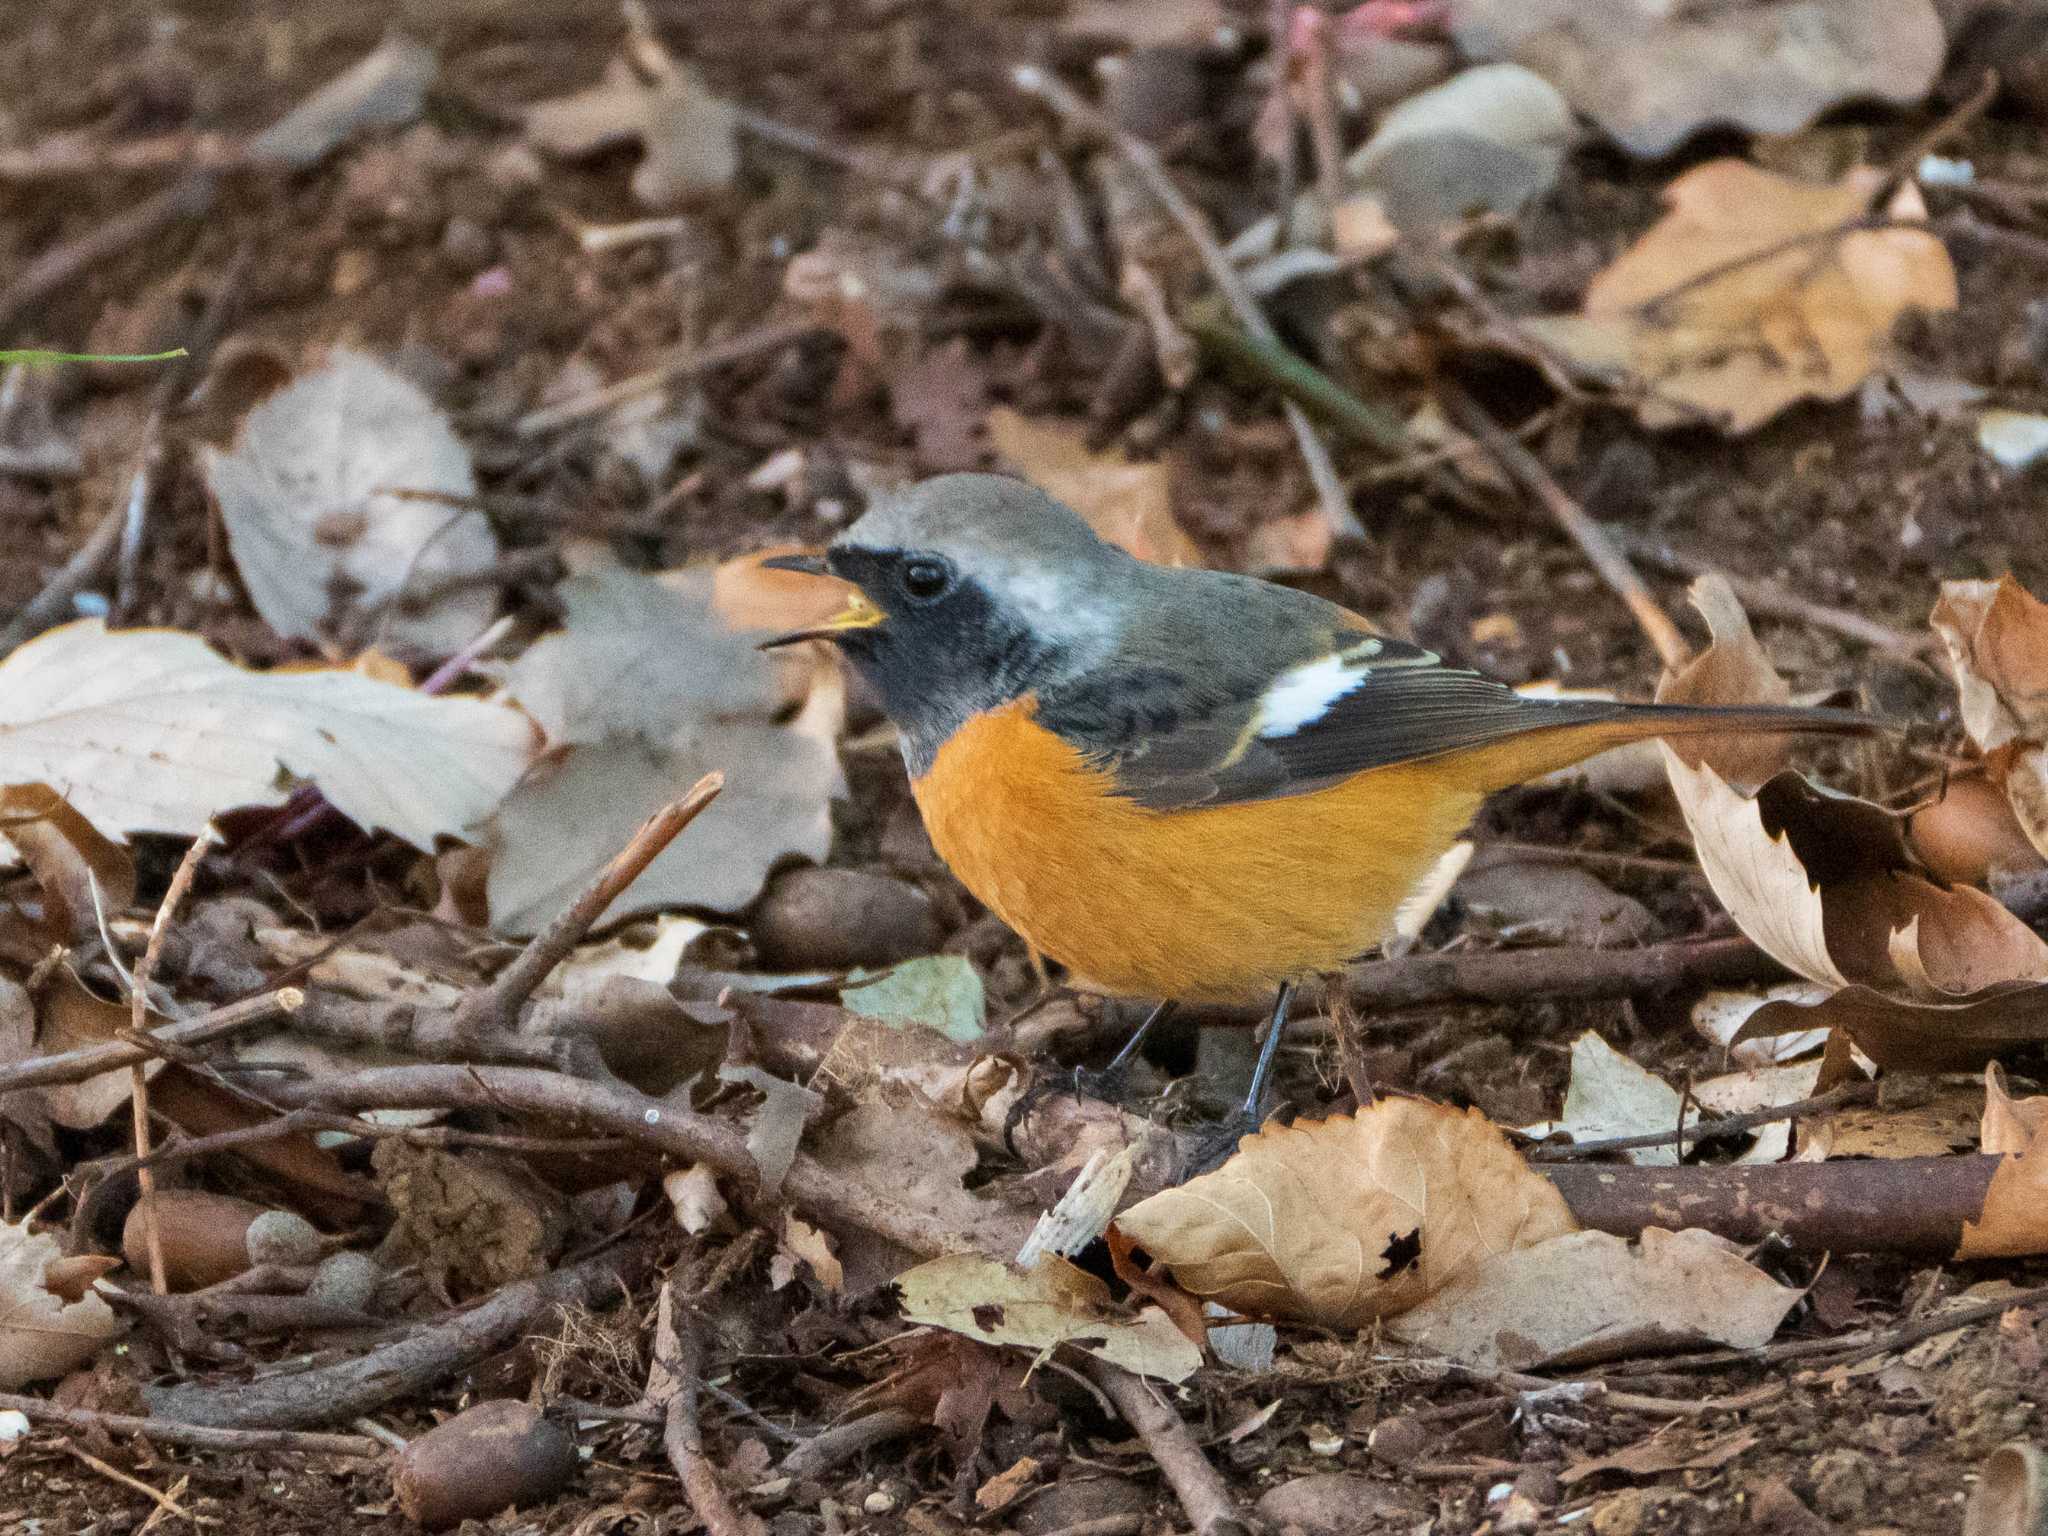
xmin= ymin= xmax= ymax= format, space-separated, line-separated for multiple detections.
xmin=756 ymin=553 xmax=884 ymax=649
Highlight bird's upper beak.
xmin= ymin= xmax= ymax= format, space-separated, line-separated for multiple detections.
xmin=756 ymin=552 xmax=885 ymax=649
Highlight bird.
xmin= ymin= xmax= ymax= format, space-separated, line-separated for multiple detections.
xmin=761 ymin=472 xmax=1875 ymax=1126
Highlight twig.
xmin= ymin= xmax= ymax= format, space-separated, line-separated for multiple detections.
xmin=1284 ymin=399 xmax=1366 ymax=540
xmin=125 ymin=831 xmax=212 ymax=1297
xmin=0 ymin=172 xmax=219 ymax=342
xmin=1187 ymin=309 xmax=1409 ymax=451
xmin=58 ymin=1440 xmax=194 ymax=1523
xmin=0 ymin=1392 xmax=376 ymax=1455
xmin=655 ymin=1290 xmax=762 ymax=1536
xmin=1604 ymin=525 xmax=1935 ymax=658
xmin=1440 ymin=383 xmax=1691 ymax=668
xmin=1879 ymin=68 xmax=2000 ymax=197
xmin=1085 ymin=1361 xmax=1246 ymax=1536
xmin=512 ymin=323 xmax=819 ymax=437
xmin=277 ymin=1065 xmax=1034 ymax=1259
xmin=1012 ymin=60 xmax=1408 ymax=503
xmin=1528 ymin=1082 xmax=1875 ymax=1160
xmin=454 ymin=774 xmax=722 ymax=1041
xmin=1541 ymin=1153 xmax=2004 ymax=1256
xmin=0 ymin=989 xmax=299 ymax=1097
xmin=778 ymin=1408 xmax=923 ymax=1479
xmin=1814 ymin=1279 xmax=2048 ymax=1369
xmin=146 ymin=1243 xmax=654 ymax=1429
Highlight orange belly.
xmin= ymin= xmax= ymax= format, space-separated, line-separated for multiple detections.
xmin=911 ymin=699 xmax=1490 ymax=1003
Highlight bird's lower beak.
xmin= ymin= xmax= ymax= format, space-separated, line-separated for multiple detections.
xmin=755 ymin=553 xmax=885 ymax=649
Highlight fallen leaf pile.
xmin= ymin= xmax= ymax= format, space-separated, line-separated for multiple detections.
xmin=1523 ymin=160 xmax=1957 ymax=432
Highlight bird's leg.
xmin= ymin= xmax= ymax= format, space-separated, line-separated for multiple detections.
xmin=1003 ymin=998 xmax=1176 ymax=1152
xmin=1178 ymin=982 xmax=1297 ymax=1178
xmin=1238 ymin=981 xmax=1296 ymax=1120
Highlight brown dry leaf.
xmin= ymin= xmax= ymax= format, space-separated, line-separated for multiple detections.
xmin=1560 ymin=1424 xmax=1761 ymax=1488
xmin=777 ymin=1213 xmax=843 ymax=1295
xmin=1984 ymin=1065 xmax=2048 ymax=1157
xmin=1521 ymin=161 xmax=1956 ymax=432
xmin=985 ymin=408 xmax=1202 ymax=567
xmin=1655 ymin=576 xmax=1797 ymax=785
xmin=524 ymin=55 xmax=737 ymax=206
xmin=1115 ymin=1100 xmax=1576 ymax=1328
xmin=1737 ymin=984 xmax=2048 ymax=1074
xmin=0 ymin=784 xmax=134 ymax=948
xmin=198 ymin=349 xmax=498 ymax=660
xmin=36 ymin=975 xmax=166 ymax=1130
xmin=663 ymin=1165 xmax=727 ymax=1235
xmin=1959 ymin=1097 xmax=2048 ymax=1259
xmin=1907 ymin=774 xmax=2047 ymax=888
xmin=1390 ymin=1227 xmax=1803 ymax=1372
xmin=0 ymin=975 xmax=51 ymax=1159
xmin=1244 ymin=510 xmax=1335 ymax=577
xmin=895 ymin=1253 xmax=1202 ymax=1383
xmin=1452 ymin=0 xmax=1942 ymax=159
xmin=0 ymin=621 xmax=534 ymax=851
xmin=0 ymin=1219 xmax=122 ymax=1390
xmin=1932 ymin=575 xmax=2048 ymax=862
xmin=483 ymin=561 xmax=844 ymax=933
xmin=892 ymin=340 xmax=996 ymax=473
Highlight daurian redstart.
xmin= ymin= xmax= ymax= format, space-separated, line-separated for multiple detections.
xmin=763 ymin=473 xmax=1873 ymax=1116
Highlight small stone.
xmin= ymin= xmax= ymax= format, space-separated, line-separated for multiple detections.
xmin=243 ymin=1209 xmax=322 ymax=1268
xmin=1747 ymin=1477 xmax=1829 ymax=1535
xmin=862 ymin=1490 xmax=897 ymax=1515
xmin=306 ymin=1250 xmax=382 ymax=1311
xmin=750 ymin=867 xmax=942 ymax=971
xmin=440 ymin=216 xmax=496 ymax=274
xmin=1255 ymin=1474 xmax=1411 ymax=1536
xmin=1368 ymin=1414 xmax=1431 ymax=1466
xmin=1305 ymin=1423 xmax=1344 ymax=1456
xmin=1809 ymin=1447 xmax=1877 ymax=1524
xmin=1012 ymin=1476 xmax=1151 ymax=1534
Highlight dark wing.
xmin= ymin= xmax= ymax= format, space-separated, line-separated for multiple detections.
xmin=1045 ymin=630 xmax=1626 ymax=812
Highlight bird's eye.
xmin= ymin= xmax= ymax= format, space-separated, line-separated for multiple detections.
xmin=900 ymin=559 xmax=952 ymax=602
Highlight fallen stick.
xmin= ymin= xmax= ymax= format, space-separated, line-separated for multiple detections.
xmin=777 ymin=1409 xmax=923 ymax=1480
xmin=1541 ymin=1154 xmax=2004 ymax=1257
xmin=1085 ymin=1360 xmax=1247 ymax=1536
xmin=145 ymin=1243 xmax=653 ymax=1429
xmin=1441 ymin=383 xmax=1691 ymax=670
xmin=274 ymin=1064 xmax=1033 ymax=1260
xmin=654 ymin=1291 xmax=763 ymax=1536
xmin=0 ymin=1392 xmax=375 ymax=1456
xmin=452 ymin=776 xmax=722 ymax=1044
xmin=0 ymin=989 xmax=300 ymax=1097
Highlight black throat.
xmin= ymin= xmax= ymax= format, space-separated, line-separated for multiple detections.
xmin=834 ymin=573 xmax=1063 ymax=777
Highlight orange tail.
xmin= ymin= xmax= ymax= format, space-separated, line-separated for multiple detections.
xmin=1453 ymin=702 xmax=1880 ymax=794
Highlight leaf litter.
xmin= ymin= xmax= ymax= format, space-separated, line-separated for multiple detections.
xmin=3 ymin=4 xmax=2047 ymax=1532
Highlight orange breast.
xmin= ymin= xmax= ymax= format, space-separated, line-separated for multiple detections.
xmin=910 ymin=699 xmax=1490 ymax=1003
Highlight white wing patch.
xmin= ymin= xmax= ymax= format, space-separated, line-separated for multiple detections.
xmin=1253 ymin=638 xmax=1387 ymax=739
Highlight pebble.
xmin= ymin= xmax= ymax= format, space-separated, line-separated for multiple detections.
xmin=751 ymin=867 xmax=942 ymax=970
xmin=1255 ymin=1474 xmax=1412 ymax=1535
xmin=1808 ymin=1447 xmax=1877 ymax=1524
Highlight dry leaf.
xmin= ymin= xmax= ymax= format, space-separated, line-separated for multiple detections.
xmin=1964 ymin=1441 xmax=2048 ymax=1536
xmin=1346 ymin=63 xmax=1572 ymax=231
xmin=663 ymin=1165 xmax=727 ymax=1236
xmin=1983 ymin=1065 xmax=2048 ymax=1158
xmin=1522 ymin=1032 xmax=1700 ymax=1167
xmin=1692 ymin=983 xmax=1834 ymax=1067
xmin=483 ymin=561 xmax=844 ymax=933
xmin=1452 ymin=0 xmax=1943 ymax=159
xmin=0 ymin=1220 xmax=121 ymax=1389
xmin=1908 ymin=773 xmax=2047 ymax=887
xmin=718 ymin=1062 xmax=821 ymax=1200
xmin=1932 ymin=575 xmax=2048 ymax=862
xmin=1737 ymin=984 xmax=2048 ymax=1074
xmin=200 ymin=349 xmax=500 ymax=660
xmin=1522 ymin=161 xmax=1956 ymax=432
xmin=1960 ymin=1103 xmax=2048 ymax=1259
xmin=0 ymin=977 xmax=51 ymax=1159
xmin=247 ymin=35 xmax=437 ymax=169
xmin=812 ymin=1101 xmax=1037 ymax=1268
xmin=1062 ymin=0 xmax=1226 ymax=46
xmin=1115 ymin=1100 xmax=1576 ymax=1328
xmin=1655 ymin=576 xmax=1797 ymax=785
xmin=525 ymin=56 xmax=737 ymax=206
xmin=0 ymin=620 xmax=534 ymax=850
xmin=779 ymin=1213 xmax=844 ymax=1295
xmin=985 ymin=408 xmax=1201 ymax=567
xmin=36 ymin=975 xmax=168 ymax=1130
xmin=1560 ymin=1424 xmax=1761 ymax=1487
xmin=1389 ymin=1227 xmax=1803 ymax=1371
xmin=895 ymin=1253 xmax=1202 ymax=1383
xmin=0 ymin=783 xmax=134 ymax=946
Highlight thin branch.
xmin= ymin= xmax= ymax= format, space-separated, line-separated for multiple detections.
xmin=0 ymin=1392 xmax=376 ymax=1455
xmin=454 ymin=774 xmax=722 ymax=1041
xmin=1527 ymin=1082 xmax=1875 ymax=1160
xmin=1440 ymin=383 xmax=1691 ymax=669
xmin=655 ymin=1290 xmax=763 ymax=1536
xmin=1086 ymin=1360 xmax=1246 ymax=1536
xmin=125 ymin=830 xmax=212 ymax=1296
xmin=512 ymin=323 xmax=820 ymax=437
xmin=0 ymin=990 xmax=299 ymax=1097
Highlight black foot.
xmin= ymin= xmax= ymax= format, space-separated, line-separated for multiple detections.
xmin=1180 ymin=1100 xmax=1280 ymax=1177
